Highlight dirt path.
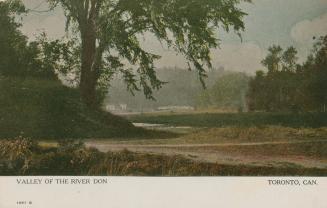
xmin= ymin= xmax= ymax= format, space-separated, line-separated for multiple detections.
xmin=85 ymin=139 xmax=327 ymax=169
xmin=86 ymin=139 xmax=327 ymax=148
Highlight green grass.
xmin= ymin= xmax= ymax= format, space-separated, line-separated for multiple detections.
xmin=0 ymin=76 xmax=174 ymax=139
xmin=127 ymin=112 xmax=327 ymax=128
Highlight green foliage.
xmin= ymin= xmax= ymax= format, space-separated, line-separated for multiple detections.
xmin=196 ymin=72 xmax=250 ymax=110
xmin=0 ymin=0 xmax=27 ymax=76
xmin=34 ymin=33 xmax=81 ymax=81
xmin=0 ymin=1 xmax=60 ymax=80
xmin=44 ymin=0 xmax=250 ymax=106
xmin=261 ymin=45 xmax=283 ymax=72
xmin=307 ymin=35 xmax=327 ymax=111
xmin=247 ymin=36 xmax=327 ymax=112
xmin=282 ymin=46 xmax=298 ymax=72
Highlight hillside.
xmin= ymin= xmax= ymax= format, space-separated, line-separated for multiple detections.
xmin=0 ymin=76 xmax=164 ymax=139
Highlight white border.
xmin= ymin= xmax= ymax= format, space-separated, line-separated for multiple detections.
xmin=0 ymin=176 xmax=326 ymax=208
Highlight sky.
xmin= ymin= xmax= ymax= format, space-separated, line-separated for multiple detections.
xmin=19 ymin=0 xmax=327 ymax=74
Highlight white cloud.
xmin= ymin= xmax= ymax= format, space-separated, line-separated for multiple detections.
xmin=291 ymin=13 xmax=327 ymax=43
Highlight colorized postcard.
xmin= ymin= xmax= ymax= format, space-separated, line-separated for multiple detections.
xmin=0 ymin=0 xmax=326 ymax=207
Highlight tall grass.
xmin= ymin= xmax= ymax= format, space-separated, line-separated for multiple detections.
xmin=1 ymin=138 xmax=326 ymax=176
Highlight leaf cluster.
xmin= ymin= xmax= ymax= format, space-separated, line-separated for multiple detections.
xmin=47 ymin=0 xmax=250 ymax=98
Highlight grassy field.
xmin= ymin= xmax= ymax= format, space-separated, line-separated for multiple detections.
xmin=126 ymin=111 xmax=327 ymax=128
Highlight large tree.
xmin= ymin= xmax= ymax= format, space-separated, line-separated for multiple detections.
xmin=46 ymin=0 xmax=250 ymax=108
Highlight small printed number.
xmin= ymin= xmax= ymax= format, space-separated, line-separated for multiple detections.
xmin=16 ymin=201 xmax=32 ymax=205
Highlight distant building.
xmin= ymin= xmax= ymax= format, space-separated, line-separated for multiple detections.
xmin=106 ymin=105 xmax=116 ymax=111
xmin=105 ymin=104 xmax=128 ymax=112
xmin=119 ymin=104 xmax=127 ymax=111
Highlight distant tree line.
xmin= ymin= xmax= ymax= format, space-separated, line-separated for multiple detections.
xmin=196 ymin=72 xmax=250 ymax=111
xmin=105 ymin=68 xmax=224 ymax=111
xmin=247 ymin=35 xmax=327 ymax=112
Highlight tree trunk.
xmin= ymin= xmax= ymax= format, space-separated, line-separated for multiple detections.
xmin=79 ymin=23 xmax=98 ymax=108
